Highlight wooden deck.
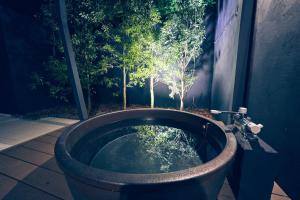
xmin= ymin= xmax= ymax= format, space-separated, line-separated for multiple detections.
xmin=0 ymin=127 xmax=289 ymax=200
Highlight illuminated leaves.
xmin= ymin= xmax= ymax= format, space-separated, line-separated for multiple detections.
xmin=158 ymin=0 xmax=213 ymax=109
xmin=32 ymin=0 xmax=214 ymax=109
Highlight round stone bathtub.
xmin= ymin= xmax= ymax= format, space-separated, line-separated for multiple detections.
xmin=55 ymin=109 xmax=237 ymax=200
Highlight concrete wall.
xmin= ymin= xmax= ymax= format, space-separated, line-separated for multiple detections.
xmin=212 ymin=0 xmax=300 ymax=198
xmin=211 ymin=0 xmax=243 ymax=118
xmin=246 ymin=0 xmax=300 ymax=199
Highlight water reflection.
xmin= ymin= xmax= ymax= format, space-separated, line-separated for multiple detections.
xmin=135 ymin=125 xmax=201 ymax=172
xmin=90 ymin=125 xmax=203 ymax=173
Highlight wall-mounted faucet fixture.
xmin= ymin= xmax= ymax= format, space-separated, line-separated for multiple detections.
xmin=211 ymin=107 xmax=263 ymax=141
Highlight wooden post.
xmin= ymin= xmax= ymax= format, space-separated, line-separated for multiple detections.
xmin=56 ymin=0 xmax=88 ymax=121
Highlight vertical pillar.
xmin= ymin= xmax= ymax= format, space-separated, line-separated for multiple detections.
xmin=56 ymin=0 xmax=88 ymax=121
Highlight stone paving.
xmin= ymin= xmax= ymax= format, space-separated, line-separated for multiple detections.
xmin=0 ymin=113 xmax=78 ymax=151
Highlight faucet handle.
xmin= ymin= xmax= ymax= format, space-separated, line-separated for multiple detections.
xmin=238 ymin=107 xmax=247 ymax=114
xmin=247 ymin=122 xmax=263 ymax=135
xmin=257 ymin=124 xmax=264 ymax=128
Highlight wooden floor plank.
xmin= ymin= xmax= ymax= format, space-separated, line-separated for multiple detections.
xmin=22 ymin=165 xmax=73 ymax=200
xmin=1 ymin=146 xmax=61 ymax=174
xmin=272 ymin=182 xmax=290 ymax=198
xmin=0 ymin=154 xmax=73 ymax=200
xmin=22 ymin=140 xmax=54 ymax=155
xmin=47 ymin=128 xmax=67 ymax=138
xmin=218 ymin=179 xmax=236 ymax=200
xmin=42 ymin=157 xmax=62 ymax=174
xmin=2 ymin=146 xmax=52 ymax=164
xmin=0 ymin=174 xmax=61 ymax=200
xmin=271 ymin=194 xmax=291 ymax=200
xmin=0 ymin=154 xmax=38 ymax=179
xmin=36 ymin=135 xmax=58 ymax=145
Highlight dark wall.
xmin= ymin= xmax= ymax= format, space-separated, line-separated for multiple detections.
xmin=211 ymin=0 xmax=255 ymax=122
xmin=0 ymin=5 xmax=50 ymax=114
xmin=246 ymin=0 xmax=300 ymax=198
xmin=0 ymin=15 xmax=14 ymax=113
xmin=211 ymin=0 xmax=243 ymax=119
xmin=212 ymin=0 xmax=300 ymax=198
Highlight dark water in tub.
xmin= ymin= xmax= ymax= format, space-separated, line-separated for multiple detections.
xmin=90 ymin=125 xmax=216 ymax=174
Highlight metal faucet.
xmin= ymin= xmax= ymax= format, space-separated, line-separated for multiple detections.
xmin=211 ymin=107 xmax=263 ymax=141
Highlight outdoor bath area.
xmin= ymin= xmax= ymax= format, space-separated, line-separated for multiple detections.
xmin=0 ymin=0 xmax=299 ymax=200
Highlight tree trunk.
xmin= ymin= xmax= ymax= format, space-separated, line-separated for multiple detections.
xmin=180 ymin=63 xmax=185 ymax=111
xmin=150 ymin=76 xmax=154 ymax=108
xmin=180 ymin=83 xmax=185 ymax=111
xmin=52 ymin=32 xmax=56 ymax=57
xmin=87 ymin=86 xmax=91 ymax=114
xmin=123 ymin=65 xmax=127 ymax=110
xmin=87 ymin=67 xmax=91 ymax=114
xmin=180 ymin=97 xmax=184 ymax=111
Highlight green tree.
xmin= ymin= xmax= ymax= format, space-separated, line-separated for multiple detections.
xmin=32 ymin=0 xmax=111 ymax=112
xmin=98 ymin=2 xmax=136 ymax=110
xmin=100 ymin=0 xmax=161 ymax=109
xmin=160 ymin=0 xmax=214 ymax=110
xmin=32 ymin=0 xmax=214 ymax=112
xmin=127 ymin=8 xmax=164 ymax=108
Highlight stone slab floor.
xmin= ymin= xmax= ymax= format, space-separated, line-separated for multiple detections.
xmin=0 ymin=113 xmax=78 ymax=151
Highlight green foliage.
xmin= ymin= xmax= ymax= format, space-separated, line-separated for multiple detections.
xmin=32 ymin=0 xmax=111 ymax=110
xmin=31 ymin=0 xmax=214 ymax=110
xmin=31 ymin=57 xmax=70 ymax=102
xmin=159 ymin=0 xmax=214 ymax=110
xmin=100 ymin=0 xmax=161 ymax=84
xmin=128 ymin=8 xmax=164 ymax=88
xmin=128 ymin=0 xmax=215 ymax=109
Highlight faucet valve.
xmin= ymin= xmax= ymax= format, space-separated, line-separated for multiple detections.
xmin=210 ymin=107 xmax=263 ymax=141
xmin=238 ymin=107 xmax=247 ymax=114
xmin=247 ymin=122 xmax=263 ymax=135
